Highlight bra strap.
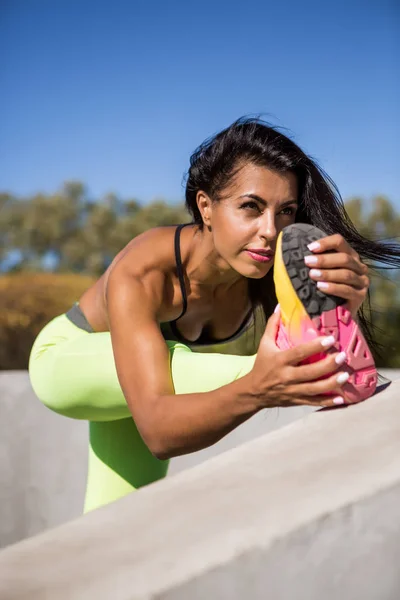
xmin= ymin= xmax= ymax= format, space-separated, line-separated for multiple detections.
xmin=174 ymin=224 xmax=188 ymax=320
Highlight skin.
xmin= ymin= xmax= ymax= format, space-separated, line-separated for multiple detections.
xmin=305 ymin=235 xmax=369 ymax=318
xmin=78 ymin=163 xmax=370 ymax=459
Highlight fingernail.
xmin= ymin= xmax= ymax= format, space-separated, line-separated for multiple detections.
xmin=333 ymin=396 xmax=345 ymax=405
xmin=309 ymin=269 xmax=322 ymax=278
xmin=335 ymin=351 xmax=347 ymax=365
xmin=317 ymin=281 xmax=329 ymax=289
xmin=304 ymin=255 xmax=318 ymax=265
xmin=336 ymin=372 xmax=350 ymax=384
xmin=274 ymin=303 xmax=280 ymax=314
xmin=307 ymin=242 xmax=321 ymax=251
xmin=321 ymin=335 xmax=335 ymax=347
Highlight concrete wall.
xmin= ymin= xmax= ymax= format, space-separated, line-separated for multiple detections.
xmin=0 ymin=370 xmax=397 ymax=548
xmin=0 ymin=372 xmax=87 ymax=548
xmin=1 ymin=377 xmax=399 ymax=600
xmin=0 ymin=371 xmax=312 ymax=548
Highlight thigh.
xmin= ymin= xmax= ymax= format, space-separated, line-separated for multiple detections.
xmin=29 ymin=315 xmax=130 ymax=421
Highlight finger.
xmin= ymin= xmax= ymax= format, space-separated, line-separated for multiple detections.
xmin=292 ymin=369 xmax=350 ymax=397
xmin=265 ymin=304 xmax=280 ymax=331
xmin=307 ymin=233 xmax=358 ymax=258
xmin=360 ymin=260 xmax=369 ymax=275
xmin=311 ymin=281 xmax=367 ymax=302
xmin=304 ymin=252 xmax=365 ymax=276
xmin=261 ymin=306 xmax=281 ymax=345
xmin=287 ymin=395 xmax=346 ymax=408
xmin=285 ymin=334 xmax=336 ymax=365
xmin=308 ymin=268 xmax=369 ymax=290
xmin=290 ymin=351 xmax=346 ymax=383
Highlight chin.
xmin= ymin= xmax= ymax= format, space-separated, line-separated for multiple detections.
xmin=248 ymin=268 xmax=272 ymax=279
xmin=237 ymin=262 xmax=273 ymax=280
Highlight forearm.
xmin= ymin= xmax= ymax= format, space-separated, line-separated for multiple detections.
xmin=152 ymin=344 xmax=258 ymax=458
xmin=135 ymin=371 xmax=261 ymax=459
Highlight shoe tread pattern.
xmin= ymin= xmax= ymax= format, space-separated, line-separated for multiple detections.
xmin=282 ymin=223 xmax=346 ymax=317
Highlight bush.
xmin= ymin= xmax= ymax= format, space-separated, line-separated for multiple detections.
xmin=1 ymin=271 xmax=398 ymax=370
xmin=0 ymin=273 xmax=94 ymax=370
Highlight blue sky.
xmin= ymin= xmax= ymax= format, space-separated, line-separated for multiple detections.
xmin=1 ymin=0 xmax=399 ymax=207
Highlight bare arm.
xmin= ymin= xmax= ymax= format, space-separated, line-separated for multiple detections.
xmin=107 ymin=227 xmax=350 ymax=460
xmin=108 ymin=270 xmax=349 ymax=460
xmin=107 ymin=266 xmax=260 ymax=460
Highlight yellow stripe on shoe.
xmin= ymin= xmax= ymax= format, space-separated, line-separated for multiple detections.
xmin=274 ymin=229 xmax=309 ymax=341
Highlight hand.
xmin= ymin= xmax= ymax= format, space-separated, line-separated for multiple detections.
xmin=305 ymin=233 xmax=369 ymax=317
xmin=250 ymin=311 xmax=350 ymax=408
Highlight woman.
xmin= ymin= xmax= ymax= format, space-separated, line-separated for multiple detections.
xmin=29 ymin=118 xmax=399 ymax=511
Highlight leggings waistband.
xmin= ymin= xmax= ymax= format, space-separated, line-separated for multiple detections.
xmin=65 ymin=304 xmax=94 ymax=333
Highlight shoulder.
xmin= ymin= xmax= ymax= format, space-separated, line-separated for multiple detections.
xmin=122 ymin=225 xmax=189 ymax=276
xmin=105 ymin=225 xmax=192 ymax=316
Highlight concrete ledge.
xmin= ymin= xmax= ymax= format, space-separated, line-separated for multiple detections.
xmin=1 ymin=378 xmax=399 ymax=599
xmin=0 ymin=371 xmax=88 ymax=548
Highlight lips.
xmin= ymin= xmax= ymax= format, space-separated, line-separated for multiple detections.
xmin=246 ymin=249 xmax=275 ymax=263
xmin=248 ymin=249 xmax=274 ymax=257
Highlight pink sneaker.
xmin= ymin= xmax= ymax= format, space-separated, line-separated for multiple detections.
xmin=274 ymin=223 xmax=377 ymax=403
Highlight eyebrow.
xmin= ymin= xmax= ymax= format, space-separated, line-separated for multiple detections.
xmin=239 ymin=194 xmax=298 ymax=208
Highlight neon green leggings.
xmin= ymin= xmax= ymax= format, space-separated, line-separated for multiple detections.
xmin=29 ymin=314 xmax=255 ymax=511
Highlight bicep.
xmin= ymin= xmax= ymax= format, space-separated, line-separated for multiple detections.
xmin=107 ymin=270 xmax=173 ymax=428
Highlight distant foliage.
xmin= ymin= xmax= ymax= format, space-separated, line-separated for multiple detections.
xmin=0 ymin=273 xmax=94 ymax=370
xmin=0 ymin=182 xmax=191 ymax=275
xmin=344 ymin=196 xmax=400 ymax=368
xmin=0 ymin=183 xmax=399 ymax=368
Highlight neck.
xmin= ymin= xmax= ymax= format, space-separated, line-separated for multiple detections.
xmin=185 ymin=225 xmax=244 ymax=292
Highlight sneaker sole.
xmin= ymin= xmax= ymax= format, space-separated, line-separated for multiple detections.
xmin=274 ymin=223 xmax=377 ymax=403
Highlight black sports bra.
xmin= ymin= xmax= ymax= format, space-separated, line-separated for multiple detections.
xmin=65 ymin=224 xmax=265 ymax=355
xmin=160 ymin=224 xmax=265 ymax=354
xmin=173 ymin=223 xmax=189 ymax=321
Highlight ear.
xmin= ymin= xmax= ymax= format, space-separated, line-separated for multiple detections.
xmin=196 ymin=191 xmax=213 ymax=228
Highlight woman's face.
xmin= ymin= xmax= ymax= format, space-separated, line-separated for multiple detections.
xmin=197 ymin=163 xmax=298 ymax=279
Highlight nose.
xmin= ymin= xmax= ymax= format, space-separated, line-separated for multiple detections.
xmin=259 ymin=210 xmax=277 ymax=243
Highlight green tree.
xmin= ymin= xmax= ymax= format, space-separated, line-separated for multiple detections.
xmin=1 ymin=185 xmax=398 ymax=365
xmin=0 ymin=183 xmax=189 ymax=276
xmin=345 ymin=196 xmax=400 ymax=367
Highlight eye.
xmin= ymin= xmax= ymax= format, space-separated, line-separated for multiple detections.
xmin=240 ymin=201 xmax=262 ymax=213
xmin=279 ymin=206 xmax=297 ymax=216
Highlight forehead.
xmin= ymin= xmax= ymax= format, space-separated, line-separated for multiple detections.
xmin=221 ymin=163 xmax=297 ymax=201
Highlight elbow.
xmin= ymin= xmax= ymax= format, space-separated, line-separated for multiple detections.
xmin=152 ymin=447 xmax=174 ymax=461
xmin=141 ymin=420 xmax=176 ymax=460
xmin=142 ymin=433 xmax=175 ymax=461
xmin=133 ymin=399 xmax=175 ymax=461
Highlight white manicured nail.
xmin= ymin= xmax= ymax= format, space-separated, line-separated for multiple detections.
xmin=309 ymin=269 xmax=322 ymax=277
xmin=307 ymin=242 xmax=321 ymax=251
xmin=304 ymin=255 xmax=318 ymax=265
xmin=333 ymin=396 xmax=345 ymax=405
xmin=335 ymin=352 xmax=347 ymax=365
xmin=274 ymin=303 xmax=280 ymax=314
xmin=337 ymin=372 xmax=350 ymax=384
xmin=317 ymin=281 xmax=329 ymax=289
xmin=321 ymin=335 xmax=335 ymax=347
